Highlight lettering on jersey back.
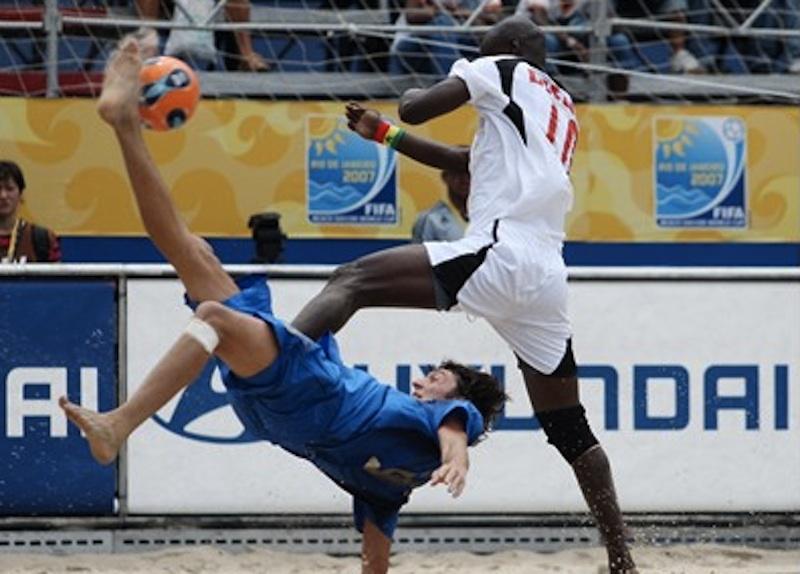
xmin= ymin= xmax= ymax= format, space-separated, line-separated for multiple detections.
xmin=528 ymin=68 xmax=575 ymax=113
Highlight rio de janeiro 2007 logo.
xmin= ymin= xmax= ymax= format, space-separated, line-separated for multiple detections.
xmin=306 ymin=115 xmax=398 ymax=225
xmin=654 ymin=116 xmax=747 ymax=228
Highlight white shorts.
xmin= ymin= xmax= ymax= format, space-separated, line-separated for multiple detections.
xmin=424 ymin=221 xmax=572 ymax=374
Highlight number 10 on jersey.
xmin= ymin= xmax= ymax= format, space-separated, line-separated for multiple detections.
xmin=546 ymin=104 xmax=578 ymax=171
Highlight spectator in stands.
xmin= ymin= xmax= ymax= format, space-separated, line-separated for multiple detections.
xmin=389 ymin=0 xmax=503 ymax=76
xmin=412 ymin=168 xmax=469 ymax=243
xmin=164 ymin=0 xmax=219 ymax=71
xmin=516 ymin=0 xmax=640 ymax=74
xmin=718 ymin=0 xmax=800 ymax=73
xmin=134 ymin=0 xmax=270 ymax=72
xmin=613 ymin=0 xmax=706 ymax=73
xmin=0 ymin=161 xmax=61 ymax=263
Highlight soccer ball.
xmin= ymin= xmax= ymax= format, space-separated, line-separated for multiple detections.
xmin=138 ymin=56 xmax=200 ymax=131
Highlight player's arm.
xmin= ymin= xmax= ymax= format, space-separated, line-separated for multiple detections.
xmin=345 ymin=102 xmax=469 ymax=173
xmin=398 ymin=77 xmax=470 ymax=125
xmin=360 ymin=518 xmax=391 ymax=574
xmin=430 ymin=413 xmax=469 ymax=498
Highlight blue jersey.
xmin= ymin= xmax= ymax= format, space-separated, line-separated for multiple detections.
xmin=188 ymin=275 xmax=485 ymax=538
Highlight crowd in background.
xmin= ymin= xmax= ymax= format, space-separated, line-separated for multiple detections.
xmin=385 ymin=0 xmax=800 ymax=76
xmin=130 ymin=0 xmax=800 ymax=76
xmin=1 ymin=0 xmax=797 ymax=79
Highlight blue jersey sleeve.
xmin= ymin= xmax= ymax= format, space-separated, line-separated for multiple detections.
xmin=353 ymin=496 xmax=401 ymax=539
xmin=425 ymin=400 xmax=485 ymax=446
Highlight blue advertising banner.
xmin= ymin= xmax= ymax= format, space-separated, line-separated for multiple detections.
xmin=0 ymin=280 xmax=117 ymax=515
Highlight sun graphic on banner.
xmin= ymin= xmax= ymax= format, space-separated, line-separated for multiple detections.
xmin=309 ymin=116 xmax=348 ymax=156
xmin=656 ymin=119 xmax=699 ymax=158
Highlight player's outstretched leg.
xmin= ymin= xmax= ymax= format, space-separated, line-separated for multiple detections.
xmin=61 ymin=301 xmax=279 ymax=465
xmin=97 ymin=37 xmax=237 ymax=304
xmin=292 ymin=244 xmax=436 ymax=340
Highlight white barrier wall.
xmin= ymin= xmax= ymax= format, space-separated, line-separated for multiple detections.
xmin=126 ymin=277 xmax=800 ymax=514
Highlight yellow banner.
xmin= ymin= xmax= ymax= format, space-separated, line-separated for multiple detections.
xmin=2 ymin=98 xmax=797 ymax=241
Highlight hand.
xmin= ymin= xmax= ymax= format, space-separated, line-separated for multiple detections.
xmin=345 ymin=101 xmax=383 ymax=141
xmin=430 ymin=460 xmax=467 ymax=498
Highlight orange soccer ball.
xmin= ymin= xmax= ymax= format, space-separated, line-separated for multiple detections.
xmin=138 ymin=56 xmax=200 ymax=131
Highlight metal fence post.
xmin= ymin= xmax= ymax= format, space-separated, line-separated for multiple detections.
xmin=588 ymin=0 xmax=609 ymax=102
xmin=43 ymin=0 xmax=60 ymax=98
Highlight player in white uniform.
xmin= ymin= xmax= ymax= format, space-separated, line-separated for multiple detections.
xmin=292 ymin=17 xmax=637 ymax=574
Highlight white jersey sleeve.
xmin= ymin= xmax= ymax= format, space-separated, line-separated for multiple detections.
xmin=450 ymin=57 xmax=509 ymax=113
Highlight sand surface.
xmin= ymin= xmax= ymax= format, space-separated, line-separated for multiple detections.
xmin=0 ymin=545 xmax=798 ymax=573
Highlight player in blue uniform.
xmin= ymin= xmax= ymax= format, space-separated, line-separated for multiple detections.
xmin=58 ymin=37 xmax=507 ymax=574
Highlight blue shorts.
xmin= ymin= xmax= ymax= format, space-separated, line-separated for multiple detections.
xmin=190 ymin=275 xmax=345 ymax=451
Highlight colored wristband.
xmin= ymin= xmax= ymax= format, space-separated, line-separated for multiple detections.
xmin=385 ymin=125 xmax=406 ymax=149
xmin=373 ymin=120 xmax=391 ymax=143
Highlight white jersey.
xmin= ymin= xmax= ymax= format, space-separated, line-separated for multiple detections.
xmin=449 ymin=55 xmax=578 ymax=244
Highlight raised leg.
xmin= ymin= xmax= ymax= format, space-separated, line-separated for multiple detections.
xmin=291 ymin=244 xmax=436 ymax=340
xmin=97 ymin=37 xmax=238 ymax=304
xmin=61 ymin=300 xmax=278 ymax=465
xmin=62 ymin=40 xmax=280 ymax=465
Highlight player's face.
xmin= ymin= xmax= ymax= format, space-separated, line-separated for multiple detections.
xmin=0 ymin=178 xmax=21 ymax=219
xmin=411 ymin=368 xmax=459 ymax=401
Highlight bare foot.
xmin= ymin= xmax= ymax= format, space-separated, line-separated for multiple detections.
xmin=59 ymin=396 xmax=123 ymax=465
xmin=132 ymin=27 xmax=159 ymax=60
xmin=97 ymin=37 xmax=142 ymax=128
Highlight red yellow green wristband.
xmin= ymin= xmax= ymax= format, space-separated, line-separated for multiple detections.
xmin=384 ymin=125 xmax=406 ymax=149
xmin=373 ymin=120 xmax=407 ymax=149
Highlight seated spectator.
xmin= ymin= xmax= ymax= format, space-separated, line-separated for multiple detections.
xmin=613 ymin=0 xmax=706 ymax=73
xmin=0 ymin=161 xmax=61 ymax=263
xmin=516 ymin=0 xmax=640 ymax=74
xmin=389 ymin=0 xmax=502 ymax=76
xmin=134 ymin=0 xmax=270 ymax=72
xmin=411 ymin=168 xmax=469 ymax=243
xmin=164 ymin=0 xmax=219 ymax=71
xmin=719 ymin=0 xmax=800 ymax=73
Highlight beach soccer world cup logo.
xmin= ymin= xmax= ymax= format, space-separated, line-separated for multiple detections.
xmin=306 ymin=115 xmax=398 ymax=225
xmin=654 ymin=116 xmax=747 ymax=228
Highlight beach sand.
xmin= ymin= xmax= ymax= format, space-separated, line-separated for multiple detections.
xmin=0 ymin=545 xmax=798 ymax=573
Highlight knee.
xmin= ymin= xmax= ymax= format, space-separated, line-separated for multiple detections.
xmin=185 ymin=301 xmax=227 ymax=354
xmin=537 ymin=404 xmax=599 ymax=465
xmin=194 ymin=300 xmax=229 ymax=333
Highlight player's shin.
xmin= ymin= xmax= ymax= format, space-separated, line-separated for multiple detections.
xmin=537 ymin=405 xmax=636 ymax=572
xmin=113 ymin=317 xmax=219 ymax=439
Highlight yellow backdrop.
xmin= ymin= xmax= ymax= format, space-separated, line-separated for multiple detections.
xmin=2 ymin=98 xmax=797 ymax=241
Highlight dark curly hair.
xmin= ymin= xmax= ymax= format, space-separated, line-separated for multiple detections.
xmin=440 ymin=360 xmax=508 ymax=433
